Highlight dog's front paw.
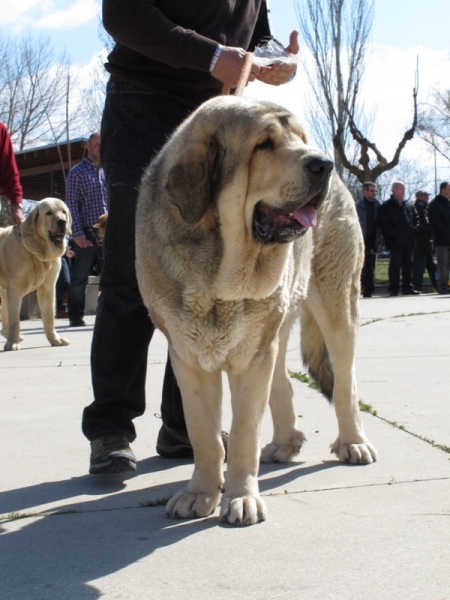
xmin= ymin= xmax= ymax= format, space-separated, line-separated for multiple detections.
xmin=331 ymin=437 xmax=378 ymax=464
xmin=220 ymin=494 xmax=267 ymax=526
xmin=4 ymin=341 xmax=21 ymax=351
xmin=260 ymin=429 xmax=306 ymax=463
xmin=166 ymin=488 xmax=221 ymax=519
xmin=49 ymin=337 xmax=70 ymax=347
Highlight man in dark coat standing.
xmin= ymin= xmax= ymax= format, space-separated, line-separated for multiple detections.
xmin=412 ymin=190 xmax=438 ymax=292
xmin=429 ymin=181 xmax=450 ymax=294
xmin=378 ymin=181 xmax=419 ymax=296
xmin=356 ymin=182 xmax=382 ymax=297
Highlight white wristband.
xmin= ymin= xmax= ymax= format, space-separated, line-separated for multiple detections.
xmin=209 ymin=44 xmax=224 ymax=73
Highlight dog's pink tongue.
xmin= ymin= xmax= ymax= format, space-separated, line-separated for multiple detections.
xmin=293 ymin=205 xmax=317 ymax=228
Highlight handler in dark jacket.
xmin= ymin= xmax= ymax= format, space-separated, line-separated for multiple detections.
xmin=429 ymin=181 xmax=450 ymax=294
xmin=412 ymin=190 xmax=438 ymax=292
xmin=378 ymin=181 xmax=419 ymax=296
xmin=82 ymin=0 xmax=299 ymax=475
xmin=356 ymin=182 xmax=382 ymax=297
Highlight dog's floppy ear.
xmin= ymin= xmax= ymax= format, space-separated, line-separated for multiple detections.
xmin=20 ymin=202 xmax=41 ymax=238
xmin=165 ymin=139 xmax=219 ymax=224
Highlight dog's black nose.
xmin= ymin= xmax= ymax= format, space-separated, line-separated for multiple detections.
xmin=306 ymin=157 xmax=334 ymax=179
xmin=57 ymin=219 xmax=67 ymax=228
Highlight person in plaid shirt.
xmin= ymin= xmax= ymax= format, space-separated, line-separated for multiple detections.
xmin=65 ymin=132 xmax=108 ymax=326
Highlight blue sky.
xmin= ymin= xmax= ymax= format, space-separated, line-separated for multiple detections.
xmin=1 ymin=0 xmax=449 ymax=185
xmin=2 ymin=1 xmax=449 ymax=65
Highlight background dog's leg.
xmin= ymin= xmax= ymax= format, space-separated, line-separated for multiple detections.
xmin=304 ymin=289 xmax=377 ymax=464
xmin=166 ymin=352 xmax=224 ymax=520
xmin=1 ymin=291 xmax=8 ymax=339
xmin=37 ymin=278 xmax=69 ymax=347
xmin=260 ymin=325 xmax=306 ymax=463
xmin=220 ymin=344 xmax=278 ymax=526
xmin=4 ymin=287 xmax=23 ymax=351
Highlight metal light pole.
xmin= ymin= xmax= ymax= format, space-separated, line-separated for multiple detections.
xmin=434 ymin=145 xmax=438 ymax=196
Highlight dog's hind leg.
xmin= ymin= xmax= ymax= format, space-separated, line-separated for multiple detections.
xmin=260 ymin=321 xmax=307 ymax=463
xmin=304 ymin=285 xmax=377 ymax=464
xmin=0 ymin=291 xmax=8 ymax=339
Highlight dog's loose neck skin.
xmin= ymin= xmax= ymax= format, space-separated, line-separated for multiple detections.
xmin=21 ymin=230 xmax=65 ymax=263
xmin=213 ymin=240 xmax=291 ymax=301
xmin=212 ymin=183 xmax=291 ymax=301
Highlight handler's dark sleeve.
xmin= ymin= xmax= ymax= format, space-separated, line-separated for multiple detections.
xmin=102 ymin=0 xmax=217 ymax=72
xmin=249 ymin=0 xmax=272 ymax=50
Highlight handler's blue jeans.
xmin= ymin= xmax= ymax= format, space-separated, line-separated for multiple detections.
xmin=82 ymin=80 xmax=192 ymax=442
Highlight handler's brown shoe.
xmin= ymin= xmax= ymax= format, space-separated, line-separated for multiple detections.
xmin=156 ymin=424 xmax=193 ymax=458
xmin=156 ymin=424 xmax=228 ymax=460
xmin=89 ymin=435 xmax=136 ymax=474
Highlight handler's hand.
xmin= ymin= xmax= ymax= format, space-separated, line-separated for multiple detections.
xmin=257 ymin=31 xmax=299 ymax=86
xmin=74 ymin=234 xmax=93 ymax=249
xmin=212 ymin=46 xmax=260 ymax=88
xmin=10 ymin=204 xmax=23 ymax=226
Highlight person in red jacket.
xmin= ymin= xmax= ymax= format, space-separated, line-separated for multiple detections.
xmin=0 ymin=122 xmax=23 ymax=226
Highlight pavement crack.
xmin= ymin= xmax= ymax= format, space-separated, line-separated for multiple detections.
xmin=264 ymin=476 xmax=450 ymax=498
xmin=361 ymin=309 xmax=450 ymax=327
xmin=0 ymin=502 xmax=169 ymax=522
xmin=360 ymin=403 xmax=450 ymax=455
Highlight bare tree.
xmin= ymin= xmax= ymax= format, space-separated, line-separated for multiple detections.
xmin=76 ymin=20 xmax=114 ymax=133
xmin=78 ymin=54 xmax=109 ymax=133
xmin=333 ymin=89 xmax=418 ymax=184
xmin=0 ymin=33 xmax=78 ymax=150
xmin=418 ymin=87 xmax=450 ymax=164
xmin=373 ymin=157 xmax=431 ymax=202
xmin=344 ymin=156 xmax=428 ymax=202
xmin=295 ymin=0 xmax=374 ymax=173
xmin=295 ymin=0 xmax=418 ymax=184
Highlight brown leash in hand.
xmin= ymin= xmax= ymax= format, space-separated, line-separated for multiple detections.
xmin=222 ymin=52 xmax=254 ymax=96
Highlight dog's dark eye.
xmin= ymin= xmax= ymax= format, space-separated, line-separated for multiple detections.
xmin=254 ymin=139 xmax=273 ymax=152
xmin=46 ymin=211 xmax=53 ymax=216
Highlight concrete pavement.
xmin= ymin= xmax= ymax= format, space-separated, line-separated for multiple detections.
xmin=1 ymin=292 xmax=449 ymax=600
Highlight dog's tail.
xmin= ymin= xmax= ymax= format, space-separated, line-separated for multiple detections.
xmin=300 ymin=306 xmax=334 ymax=402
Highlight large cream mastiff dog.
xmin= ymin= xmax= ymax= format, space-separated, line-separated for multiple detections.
xmin=0 ymin=198 xmax=71 ymax=351
xmin=136 ymin=97 xmax=377 ymax=526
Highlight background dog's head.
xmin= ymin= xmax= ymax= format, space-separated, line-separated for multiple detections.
xmin=92 ymin=213 xmax=108 ymax=244
xmin=20 ymin=198 xmax=71 ymax=257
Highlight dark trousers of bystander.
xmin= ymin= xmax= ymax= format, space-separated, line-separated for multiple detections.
xmin=412 ymin=254 xmax=438 ymax=292
xmin=82 ymin=80 xmax=191 ymax=442
xmin=68 ymin=228 xmax=103 ymax=320
xmin=435 ymin=246 xmax=450 ymax=293
xmin=361 ymin=251 xmax=377 ymax=297
xmin=388 ymin=245 xmax=414 ymax=295
xmin=56 ymin=256 xmax=71 ymax=309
